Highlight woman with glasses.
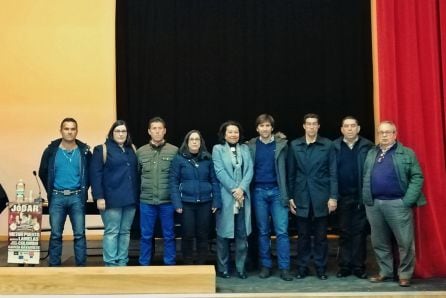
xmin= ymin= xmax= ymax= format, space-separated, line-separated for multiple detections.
xmin=90 ymin=120 xmax=139 ymax=266
xmin=169 ymin=130 xmax=221 ymax=265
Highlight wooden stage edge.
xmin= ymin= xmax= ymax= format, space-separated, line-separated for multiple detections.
xmin=0 ymin=263 xmax=444 ymax=297
xmin=0 ymin=265 xmax=215 ymax=295
xmin=0 ymin=265 xmax=443 ymax=297
xmin=141 ymin=293 xmax=446 ymax=298
xmin=129 ymin=292 xmax=446 ymax=298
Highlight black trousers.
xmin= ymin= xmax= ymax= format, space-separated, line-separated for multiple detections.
xmin=296 ymin=213 xmax=328 ymax=273
xmin=337 ymin=195 xmax=368 ymax=271
xmin=181 ymin=201 xmax=213 ymax=264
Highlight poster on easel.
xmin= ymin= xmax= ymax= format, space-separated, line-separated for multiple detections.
xmin=7 ymin=202 xmax=42 ymax=264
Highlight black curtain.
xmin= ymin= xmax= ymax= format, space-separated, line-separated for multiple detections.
xmin=0 ymin=184 xmax=8 ymax=213
xmin=116 ymin=0 xmax=374 ymax=148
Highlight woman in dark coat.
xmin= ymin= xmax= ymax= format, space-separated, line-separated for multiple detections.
xmin=90 ymin=120 xmax=139 ymax=266
xmin=169 ymin=130 xmax=221 ymax=265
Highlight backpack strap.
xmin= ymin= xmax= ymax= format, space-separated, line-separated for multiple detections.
xmin=102 ymin=143 xmax=107 ymax=164
xmin=102 ymin=143 xmax=136 ymax=164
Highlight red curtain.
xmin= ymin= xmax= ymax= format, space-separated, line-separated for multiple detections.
xmin=375 ymin=0 xmax=446 ymax=277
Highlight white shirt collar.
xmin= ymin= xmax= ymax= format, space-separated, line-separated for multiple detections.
xmin=343 ymin=137 xmax=359 ymax=149
xmin=259 ymin=135 xmax=274 ymax=144
xmin=379 ymin=141 xmax=396 ymax=153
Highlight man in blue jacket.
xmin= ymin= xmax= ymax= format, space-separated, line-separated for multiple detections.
xmin=287 ymin=113 xmax=338 ymax=280
xmin=333 ymin=116 xmax=373 ymax=279
xmin=38 ymin=117 xmax=91 ymax=266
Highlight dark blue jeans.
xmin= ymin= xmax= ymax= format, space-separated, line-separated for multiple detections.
xmin=296 ymin=214 xmax=328 ymax=273
xmin=139 ymin=202 xmax=175 ymax=265
xmin=49 ymin=193 xmax=86 ymax=266
xmin=253 ymin=186 xmax=290 ymax=270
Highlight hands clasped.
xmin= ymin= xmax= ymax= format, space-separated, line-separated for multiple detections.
xmin=232 ymin=187 xmax=244 ymax=202
xmin=232 ymin=187 xmax=245 ymax=210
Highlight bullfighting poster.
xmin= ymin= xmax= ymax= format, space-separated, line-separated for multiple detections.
xmin=7 ymin=202 xmax=42 ymax=264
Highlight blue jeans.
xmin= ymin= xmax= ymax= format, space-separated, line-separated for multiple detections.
xmin=49 ymin=193 xmax=86 ymax=266
xmin=100 ymin=205 xmax=136 ymax=266
xmin=139 ymin=202 xmax=175 ymax=265
xmin=253 ymin=186 xmax=290 ymax=270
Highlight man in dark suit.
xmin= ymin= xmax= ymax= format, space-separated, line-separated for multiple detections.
xmin=287 ymin=113 xmax=338 ymax=280
xmin=333 ymin=116 xmax=373 ymax=279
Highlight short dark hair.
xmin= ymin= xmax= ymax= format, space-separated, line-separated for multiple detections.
xmin=107 ymin=120 xmax=133 ymax=147
xmin=179 ymin=129 xmax=210 ymax=158
xmin=217 ymin=120 xmax=244 ymax=144
xmin=255 ymin=113 xmax=275 ymax=128
xmin=303 ymin=113 xmax=320 ymax=124
xmin=148 ymin=116 xmax=166 ymax=129
xmin=60 ymin=117 xmax=77 ymax=129
xmin=341 ymin=116 xmax=359 ymax=126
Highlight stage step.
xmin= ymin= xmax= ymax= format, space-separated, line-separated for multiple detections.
xmin=0 ymin=265 xmax=215 ymax=294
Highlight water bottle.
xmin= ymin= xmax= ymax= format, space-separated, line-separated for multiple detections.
xmin=16 ymin=179 xmax=25 ymax=202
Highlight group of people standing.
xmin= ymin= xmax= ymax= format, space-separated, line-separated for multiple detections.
xmin=38 ymin=113 xmax=425 ymax=288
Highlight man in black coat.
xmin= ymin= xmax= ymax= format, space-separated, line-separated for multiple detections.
xmin=287 ymin=113 xmax=338 ymax=280
xmin=333 ymin=116 xmax=373 ymax=279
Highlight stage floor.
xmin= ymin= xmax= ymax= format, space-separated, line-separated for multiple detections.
xmin=1 ymin=237 xmax=445 ymax=295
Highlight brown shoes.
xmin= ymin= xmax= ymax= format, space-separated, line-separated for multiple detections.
xmin=369 ymin=275 xmax=411 ymax=287
xmin=399 ymin=279 xmax=411 ymax=287
xmin=368 ymin=275 xmax=393 ymax=283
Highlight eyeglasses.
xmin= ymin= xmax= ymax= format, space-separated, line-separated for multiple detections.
xmin=189 ymin=138 xmax=201 ymax=142
xmin=114 ymin=130 xmax=127 ymax=134
xmin=378 ymin=130 xmax=395 ymax=135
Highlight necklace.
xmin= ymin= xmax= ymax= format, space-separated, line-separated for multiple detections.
xmin=61 ymin=147 xmax=78 ymax=163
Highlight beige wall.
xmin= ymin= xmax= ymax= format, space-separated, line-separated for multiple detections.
xmin=0 ymin=1 xmax=116 ymax=236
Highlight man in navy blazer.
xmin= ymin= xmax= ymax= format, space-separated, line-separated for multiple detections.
xmin=333 ymin=116 xmax=373 ymax=279
xmin=287 ymin=113 xmax=338 ymax=280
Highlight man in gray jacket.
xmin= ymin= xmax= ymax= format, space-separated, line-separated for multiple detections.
xmin=248 ymin=114 xmax=293 ymax=281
